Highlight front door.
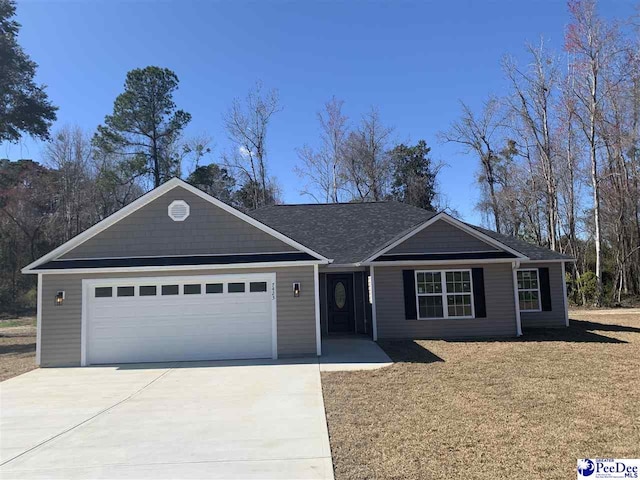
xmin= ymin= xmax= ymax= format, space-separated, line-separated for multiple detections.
xmin=327 ymin=274 xmax=355 ymax=334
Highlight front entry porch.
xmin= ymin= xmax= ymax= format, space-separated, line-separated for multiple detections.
xmin=319 ymin=336 xmax=392 ymax=371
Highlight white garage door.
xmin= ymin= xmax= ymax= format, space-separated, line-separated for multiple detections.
xmin=83 ymin=273 xmax=276 ymax=365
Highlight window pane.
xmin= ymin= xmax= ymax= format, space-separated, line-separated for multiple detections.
xmin=228 ymin=282 xmax=245 ymax=293
xmin=250 ymin=282 xmax=267 ymax=292
xmin=519 ymin=290 xmax=539 ymax=310
xmin=206 ymin=283 xmax=223 ymax=294
xmin=117 ymin=286 xmax=135 ymax=297
xmin=517 ymin=270 xmax=539 ymax=291
xmin=417 ymin=272 xmax=441 ymax=294
xmin=140 ymin=286 xmax=157 ymax=296
xmin=184 ymin=284 xmax=201 ymax=295
xmin=446 ymin=271 xmax=471 ymax=294
xmin=418 ymin=296 xmax=443 ymax=318
xmin=162 ymin=285 xmax=179 ymax=295
xmin=95 ymin=287 xmax=112 ymax=298
xmin=447 ymin=294 xmax=472 ymax=317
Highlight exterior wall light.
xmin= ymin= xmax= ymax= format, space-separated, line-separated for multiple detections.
xmin=55 ymin=291 xmax=65 ymax=306
xmin=293 ymin=282 xmax=301 ymax=297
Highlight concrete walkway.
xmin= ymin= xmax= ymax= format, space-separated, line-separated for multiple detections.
xmin=320 ymin=337 xmax=393 ymax=372
xmin=0 ymin=359 xmax=333 ymax=479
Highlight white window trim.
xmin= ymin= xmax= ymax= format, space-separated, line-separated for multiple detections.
xmin=517 ymin=268 xmax=542 ymax=312
xmin=415 ymin=269 xmax=475 ymax=320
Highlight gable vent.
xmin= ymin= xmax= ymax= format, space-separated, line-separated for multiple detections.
xmin=168 ymin=200 xmax=190 ymax=222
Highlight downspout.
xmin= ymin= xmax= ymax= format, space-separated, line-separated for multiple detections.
xmin=314 ymin=264 xmax=321 ymax=356
xmin=371 ymin=265 xmax=378 ymax=341
xmin=561 ymin=261 xmax=569 ymax=327
xmin=36 ymin=273 xmax=42 ymax=366
xmin=511 ymin=260 xmax=523 ymax=336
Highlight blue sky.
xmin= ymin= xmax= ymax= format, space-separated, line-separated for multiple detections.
xmin=3 ymin=0 xmax=635 ymax=224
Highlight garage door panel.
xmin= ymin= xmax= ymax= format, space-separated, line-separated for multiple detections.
xmin=85 ymin=274 xmax=275 ymax=365
xmin=90 ymin=319 xmax=273 ymax=337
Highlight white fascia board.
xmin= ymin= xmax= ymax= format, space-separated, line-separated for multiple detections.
xmin=363 ymin=258 xmax=517 ymax=267
xmin=361 ymin=212 xmax=529 ymax=264
xmin=324 ymin=263 xmax=366 ymax=270
xmin=519 ymin=258 xmax=576 ymax=264
xmin=22 ymin=178 xmax=330 ymax=273
xmin=22 ymin=260 xmax=327 ymax=275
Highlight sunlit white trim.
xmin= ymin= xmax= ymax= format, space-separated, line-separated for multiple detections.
xmin=36 ymin=273 xmax=42 ymax=366
xmin=364 ymin=258 xmax=517 ymax=267
xmin=520 ymin=258 xmax=576 ymax=264
xmin=23 ymin=260 xmax=327 ymax=275
xmin=81 ymin=280 xmax=88 ymax=366
xmin=271 ymin=275 xmax=278 ymax=360
xmin=22 ymin=178 xmax=330 ymax=273
xmin=370 ymin=265 xmax=378 ymax=341
xmin=561 ymin=261 xmax=569 ymax=327
xmin=314 ymin=264 xmax=321 ymax=356
xmin=361 ymin=212 xmax=528 ymax=264
xmin=511 ymin=261 xmax=523 ymax=336
xmin=382 ymin=250 xmax=503 ymax=256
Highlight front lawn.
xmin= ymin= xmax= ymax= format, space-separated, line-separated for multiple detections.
xmin=321 ymin=309 xmax=640 ymax=479
xmin=0 ymin=317 xmax=37 ymax=382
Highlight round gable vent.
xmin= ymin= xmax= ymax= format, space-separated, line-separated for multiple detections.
xmin=168 ymin=200 xmax=190 ymax=222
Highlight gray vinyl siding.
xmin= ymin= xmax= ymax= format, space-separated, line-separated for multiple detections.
xmin=60 ymin=186 xmax=296 ymax=259
xmin=388 ymin=220 xmax=499 ymax=254
xmin=41 ymin=274 xmax=83 ymax=366
xmin=520 ymin=262 xmax=567 ymax=328
xmin=39 ymin=265 xmax=316 ymax=367
xmin=374 ymin=263 xmax=517 ymax=339
xmin=274 ymin=266 xmax=316 ymax=356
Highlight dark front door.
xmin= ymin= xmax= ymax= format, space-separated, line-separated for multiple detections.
xmin=327 ymin=274 xmax=355 ymax=334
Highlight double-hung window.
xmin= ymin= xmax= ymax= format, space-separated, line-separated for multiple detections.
xmin=416 ymin=270 xmax=474 ymax=319
xmin=517 ymin=269 xmax=541 ymax=312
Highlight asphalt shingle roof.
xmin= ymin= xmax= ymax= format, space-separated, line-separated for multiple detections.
xmin=251 ymin=202 xmax=435 ymax=264
xmin=250 ymin=201 xmax=572 ymax=264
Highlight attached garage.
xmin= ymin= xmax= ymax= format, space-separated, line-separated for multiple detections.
xmin=82 ymin=273 xmax=276 ymax=365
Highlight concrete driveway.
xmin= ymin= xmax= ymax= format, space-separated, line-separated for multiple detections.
xmin=0 ymin=360 xmax=333 ymax=479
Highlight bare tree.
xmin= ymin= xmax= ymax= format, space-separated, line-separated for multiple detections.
xmin=223 ymin=82 xmax=281 ymax=209
xmin=342 ymin=107 xmax=393 ymax=201
xmin=503 ymin=41 xmax=561 ymax=250
xmin=44 ymin=126 xmax=97 ymax=242
xmin=565 ymin=0 xmax=626 ymax=305
xmin=295 ymin=97 xmax=348 ymax=203
xmin=441 ymin=98 xmax=505 ymax=232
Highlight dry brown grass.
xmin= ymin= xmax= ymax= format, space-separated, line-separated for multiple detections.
xmin=0 ymin=317 xmax=36 ymax=382
xmin=321 ymin=309 xmax=640 ymax=480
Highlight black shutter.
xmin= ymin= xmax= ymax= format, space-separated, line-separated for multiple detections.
xmin=402 ymin=270 xmax=417 ymax=320
xmin=472 ymin=268 xmax=487 ymax=318
xmin=539 ymin=267 xmax=552 ymax=311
